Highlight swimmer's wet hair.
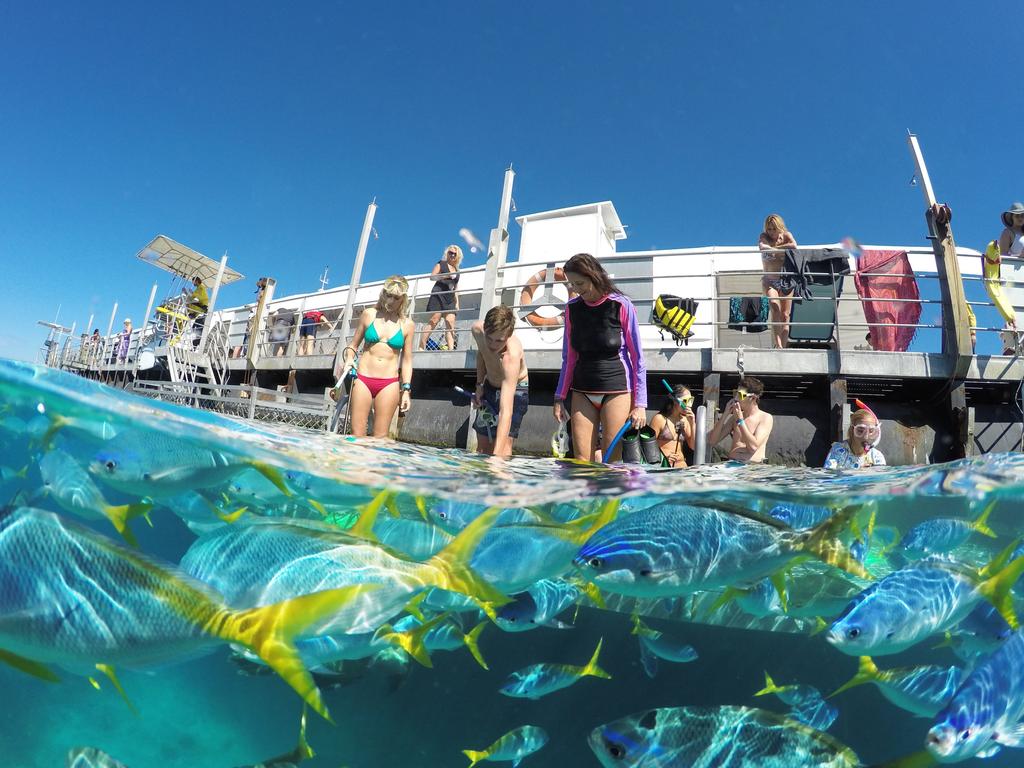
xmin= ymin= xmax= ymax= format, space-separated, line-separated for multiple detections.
xmin=737 ymin=376 xmax=764 ymax=397
xmin=484 ymin=305 xmax=515 ymax=337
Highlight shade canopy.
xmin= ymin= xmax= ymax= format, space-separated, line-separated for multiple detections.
xmin=135 ymin=235 xmax=244 ymax=286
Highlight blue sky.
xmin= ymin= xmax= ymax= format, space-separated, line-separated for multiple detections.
xmin=3 ymin=1 xmax=1021 ymax=361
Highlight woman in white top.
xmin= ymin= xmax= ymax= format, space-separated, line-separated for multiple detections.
xmin=823 ymin=401 xmax=886 ymax=469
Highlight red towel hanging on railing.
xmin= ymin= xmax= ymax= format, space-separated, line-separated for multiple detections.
xmin=853 ymin=249 xmax=921 ymax=352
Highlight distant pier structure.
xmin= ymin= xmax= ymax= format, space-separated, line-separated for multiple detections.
xmin=51 ymin=141 xmax=1024 ymax=465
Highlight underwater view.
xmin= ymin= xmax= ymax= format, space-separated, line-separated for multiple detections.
xmin=1 ymin=357 xmax=1023 ymax=767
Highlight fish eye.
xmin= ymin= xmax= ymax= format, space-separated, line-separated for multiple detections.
xmin=438 ymin=511 xmax=448 ymax=520
xmin=959 ymin=729 xmax=972 ymax=742
xmin=603 ymin=739 xmax=626 ymax=760
xmin=639 ymin=569 xmax=652 ymax=577
xmin=846 ymin=627 xmax=860 ymax=640
xmin=104 ymin=460 xmax=117 ymax=472
xmin=588 ymin=557 xmax=604 ymax=569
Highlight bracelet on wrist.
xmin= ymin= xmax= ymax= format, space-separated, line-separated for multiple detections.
xmin=400 ymin=382 xmax=412 ymax=392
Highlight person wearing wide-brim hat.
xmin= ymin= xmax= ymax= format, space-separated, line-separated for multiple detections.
xmin=999 ymin=202 xmax=1024 ymax=255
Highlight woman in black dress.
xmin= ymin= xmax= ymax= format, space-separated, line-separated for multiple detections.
xmin=418 ymin=244 xmax=463 ymax=350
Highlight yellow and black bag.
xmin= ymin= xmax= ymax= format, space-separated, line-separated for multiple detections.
xmin=652 ymin=295 xmax=697 ymax=345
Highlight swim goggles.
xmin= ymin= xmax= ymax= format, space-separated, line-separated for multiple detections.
xmin=852 ymin=424 xmax=880 ymax=438
xmin=676 ymin=395 xmax=695 ymax=408
xmin=733 ymin=389 xmax=750 ymax=401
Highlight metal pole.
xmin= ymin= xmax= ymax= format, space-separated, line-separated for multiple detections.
xmin=333 ymin=200 xmax=378 ymax=379
xmin=133 ymin=283 xmax=159 ymax=375
xmin=479 ymin=166 xmax=516 ymax=319
xmin=200 ymin=254 xmax=229 ymax=349
xmin=104 ymin=301 xmax=118 ymax=366
xmin=693 ymin=405 xmax=707 ymax=466
xmin=907 ymin=133 xmax=937 ymax=208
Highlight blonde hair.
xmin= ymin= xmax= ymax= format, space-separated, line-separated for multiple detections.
xmin=444 ymin=244 xmax=464 ymax=268
xmin=850 ymin=408 xmax=878 ymax=427
xmin=763 ymin=214 xmax=787 ymax=235
xmin=376 ymin=275 xmax=410 ymax=318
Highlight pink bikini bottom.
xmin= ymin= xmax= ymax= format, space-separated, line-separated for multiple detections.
xmin=356 ymin=374 xmax=399 ymax=398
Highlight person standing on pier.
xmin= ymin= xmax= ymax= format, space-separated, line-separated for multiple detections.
xmin=759 ymin=214 xmax=798 ymax=349
xmin=340 ymin=276 xmax=415 ymax=438
xmin=553 ymin=253 xmax=647 ymax=462
xmin=419 ymin=244 xmax=463 ymax=351
xmin=708 ymin=376 xmax=772 ymax=463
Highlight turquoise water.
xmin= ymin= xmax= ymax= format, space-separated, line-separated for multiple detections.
xmin=1 ymin=358 xmax=1022 ymax=767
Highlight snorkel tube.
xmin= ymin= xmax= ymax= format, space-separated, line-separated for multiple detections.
xmin=604 ymin=420 xmax=634 ymax=463
xmin=852 ymin=398 xmax=882 ymax=450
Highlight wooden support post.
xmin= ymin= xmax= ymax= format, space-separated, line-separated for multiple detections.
xmin=829 ymin=376 xmax=848 ymax=443
xmin=702 ymin=372 xmax=720 ymax=464
xmin=950 ymin=382 xmax=970 ymax=459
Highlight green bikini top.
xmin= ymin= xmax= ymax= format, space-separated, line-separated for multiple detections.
xmin=365 ymin=320 xmax=404 ymax=350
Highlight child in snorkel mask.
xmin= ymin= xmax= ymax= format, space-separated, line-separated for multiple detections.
xmin=824 ymin=399 xmax=886 ymax=469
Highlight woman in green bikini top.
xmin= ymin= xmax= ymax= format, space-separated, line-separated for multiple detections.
xmin=339 ymin=276 xmax=416 ymax=438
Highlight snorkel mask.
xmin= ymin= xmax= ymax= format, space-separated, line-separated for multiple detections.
xmin=852 ymin=398 xmax=882 ymax=449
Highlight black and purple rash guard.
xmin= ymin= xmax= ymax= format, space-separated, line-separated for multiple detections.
xmin=555 ymin=292 xmax=647 ymax=407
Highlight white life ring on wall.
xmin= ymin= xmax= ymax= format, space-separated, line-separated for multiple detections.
xmin=519 ymin=268 xmax=576 ymax=328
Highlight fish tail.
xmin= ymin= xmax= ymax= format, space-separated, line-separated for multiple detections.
xmin=307 ymin=499 xmax=327 ymax=517
xmin=102 ymin=503 xmax=144 ymax=547
xmin=208 ymin=584 xmax=378 ymax=722
xmin=560 ymin=499 xmax=620 ymax=544
xmin=977 ymin=547 xmax=1024 ymax=630
xmin=296 ymin=706 xmax=315 ymax=761
xmin=703 ymin=586 xmax=746 ymax=617
xmin=374 ymin=613 xmax=447 ymax=669
xmin=582 ymin=638 xmax=612 ymax=680
xmin=462 ymin=749 xmax=488 ymax=767
xmin=630 ymin=613 xmax=645 ymax=635
xmin=809 ymin=616 xmax=828 ymax=636
xmin=867 ymin=749 xmax=940 ymax=768
xmin=414 ymin=494 xmax=428 ymax=520
xmin=14 ymin=465 xmax=28 ymax=479
xmin=931 ymin=631 xmax=955 ymax=650
xmin=829 ymin=656 xmax=879 ymax=698
xmin=422 ymin=507 xmax=510 ymax=612
xmin=350 ymin=490 xmax=391 ymax=541
xmin=769 ymin=569 xmax=789 ymax=613
xmin=403 ymin=592 xmax=428 ymax=622
xmin=971 ymin=501 xmax=997 ymax=538
xmin=216 ymin=505 xmax=248 ymax=524
xmin=463 ymin=621 xmax=489 ymax=670
xmin=39 ymin=413 xmax=71 ymax=448
xmin=249 ymin=460 xmax=292 ymax=496
xmin=754 ymin=671 xmax=781 ymax=697
xmin=796 ymin=505 xmax=868 ymax=579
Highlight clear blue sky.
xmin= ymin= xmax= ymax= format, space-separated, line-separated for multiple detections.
xmin=3 ymin=2 xmax=1021 ymax=361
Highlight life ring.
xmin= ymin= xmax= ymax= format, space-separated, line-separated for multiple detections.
xmin=519 ymin=268 xmax=575 ymax=328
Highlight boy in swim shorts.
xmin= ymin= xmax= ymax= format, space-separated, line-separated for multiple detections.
xmin=471 ymin=305 xmax=529 ymax=458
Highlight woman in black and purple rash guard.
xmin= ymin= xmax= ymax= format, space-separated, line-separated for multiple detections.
xmin=552 ymin=253 xmax=647 ymax=462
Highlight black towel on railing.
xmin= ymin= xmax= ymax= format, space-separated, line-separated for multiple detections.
xmin=779 ymin=248 xmax=851 ymax=300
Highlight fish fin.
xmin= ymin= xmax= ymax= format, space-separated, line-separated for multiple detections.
xmin=463 ymin=621 xmax=489 ymax=670
xmin=414 ymin=495 xmax=428 ymax=520
xmin=14 ymin=465 xmax=28 ymax=479
xmin=639 ymin=640 xmax=658 ymax=678
xmin=95 ymin=664 xmax=138 ymax=715
xmin=704 ymin=586 xmax=745 ymax=617
xmin=809 ymin=616 xmax=828 ymax=636
xmin=385 ymin=493 xmax=402 ymax=519
xmin=216 ymin=506 xmax=248 ymax=524
xmin=526 ymin=505 xmax=557 ymax=524
xmin=249 ymin=461 xmax=292 ymax=496
xmin=0 ymin=648 xmax=59 ymax=682
xmin=578 ymin=580 xmax=605 ymax=609
xmin=462 ymin=749 xmax=487 ymax=767
xmin=581 ymin=638 xmax=612 ymax=680
xmin=88 ymin=676 xmax=101 ymax=690
xmin=102 ymin=501 xmax=154 ymax=545
xmin=977 ymin=547 xmax=1024 ymax=630
xmin=422 ymin=507 xmax=510 ymax=611
xmin=769 ymin=570 xmax=789 ymax=613
xmin=349 ymin=490 xmax=388 ymax=542
xmin=404 ymin=592 xmax=427 ymax=622
xmin=971 ymin=501 xmax=997 ymax=538
xmin=931 ymin=631 xmax=955 ymax=650
xmin=210 ymin=584 xmax=379 ymax=722
xmin=996 ymin=722 xmax=1024 ymax=747
xmin=867 ymin=750 xmax=938 ymax=768
xmin=829 ymin=656 xmax=878 ymax=697
xmin=630 ymin=613 xmax=645 ymax=636
xmin=687 ymin=499 xmax=790 ymax=530
xmin=39 ymin=413 xmax=71 ymax=449
xmin=754 ymin=671 xmax=781 ymax=697
xmin=512 ymin=760 xmax=521 ymax=768
xmin=795 ymin=505 xmax=868 ymax=580
xmin=307 ymin=499 xmax=327 ymax=517
xmin=375 ymin=614 xmax=447 ymax=669
xmin=560 ymin=499 xmax=620 ymax=544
